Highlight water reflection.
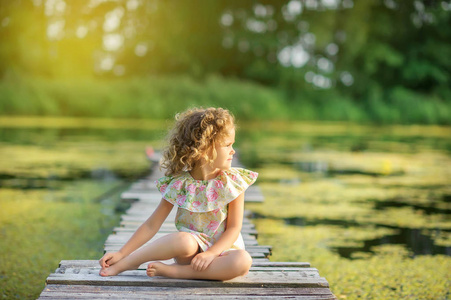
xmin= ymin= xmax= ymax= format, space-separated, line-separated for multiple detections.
xmin=373 ymin=199 xmax=451 ymax=215
xmin=284 ymin=217 xmax=451 ymax=258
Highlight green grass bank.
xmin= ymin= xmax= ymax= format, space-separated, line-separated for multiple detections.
xmin=1 ymin=74 xmax=450 ymax=125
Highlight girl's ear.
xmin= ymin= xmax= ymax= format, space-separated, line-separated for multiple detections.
xmin=208 ymin=145 xmax=217 ymax=163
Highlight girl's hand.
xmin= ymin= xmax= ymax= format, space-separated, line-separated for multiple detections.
xmin=190 ymin=251 xmax=218 ymax=271
xmin=99 ymin=252 xmax=124 ymax=268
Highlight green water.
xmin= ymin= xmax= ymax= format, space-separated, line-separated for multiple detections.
xmin=0 ymin=117 xmax=450 ymax=299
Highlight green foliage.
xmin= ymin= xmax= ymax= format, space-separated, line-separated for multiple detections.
xmin=0 ymin=74 xmax=286 ymax=120
xmin=1 ymin=75 xmax=449 ymax=124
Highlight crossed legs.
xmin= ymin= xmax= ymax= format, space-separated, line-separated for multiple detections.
xmin=147 ymin=250 xmax=252 ymax=281
xmin=99 ymin=232 xmax=252 ymax=281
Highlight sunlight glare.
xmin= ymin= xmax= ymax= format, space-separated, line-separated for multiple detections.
xmin=126 ymin=0 xmax=140 ymax=11
xmin=45 ymin=0 xmax=66 ymax=16
xmin=103 ymin=8 xmax=124 ymax=32
xmin=220 ymin=12 xmax=234 ymax=27
xmin=302 ymin=33 xmax=316 ymax=45
xmin=321 ymin=0 xmax=338 ymax=9
xmin=305 ymin=0 xmax=319 ymax=10
xmin=340 ymin=71 xmax=354 ymax=86
xmin=326 ymin=43 xmax=339 ymax=56
xmin=253 ymin=4 xmax=268 ymax=17
xmin=278 ymin=45 xmax=310 ymax=68
xmin=292 ymin=45 xmax=309 ymax=68
xmin=305 ymin=71 xmax=315 ymax=83
xmin=288 ymin=0 xmax=303 ymax=15
xmin=246 ymin=19 xmax=267 ymax=33
xmin=47 ymin=20 xmax=65 ymax=40
xmin=312 ymin=74 xmax=332 ymax=88
xmin=76 ymin=26 xmax=88 ymax=39
xmin=99 ymin=55 xmax=114 ymax=71
xmin=384 ymin=0 xmax=397 ymax=9
xmin=103 ymin=34 xmax=124 ymax=51
xmin=317 ymin=57 xmax=334 ymax=73
xmin=134 ymin=43 xmax=148 ymax=57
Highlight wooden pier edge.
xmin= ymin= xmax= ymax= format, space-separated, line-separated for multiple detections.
xmin=39 ymin=158 xmax=336 ymax=299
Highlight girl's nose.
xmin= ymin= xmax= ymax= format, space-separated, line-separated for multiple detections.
xmin=231 ymin=147 xmax=235 ymax=154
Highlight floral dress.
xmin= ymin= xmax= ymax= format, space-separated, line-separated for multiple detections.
xmin=155 ymin=168 xmax=258 ymax=252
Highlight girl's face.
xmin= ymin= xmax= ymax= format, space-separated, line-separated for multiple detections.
xmin=212 ymin=127 xmax=236 ymax=171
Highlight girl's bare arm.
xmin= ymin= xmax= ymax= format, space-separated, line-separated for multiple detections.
xmin=119 ymin=198 xmax=173 ymax=255
xmin=190 ymin=193 xmax=244 ymax=271
xmin=99 ymin=199 xmax=173 ymax=268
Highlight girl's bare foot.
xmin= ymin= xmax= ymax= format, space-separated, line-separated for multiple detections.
xmin=147 ymin=262 xmax=174 ymax=277
xmin=99 ymin=266 xmax=121 ymax=277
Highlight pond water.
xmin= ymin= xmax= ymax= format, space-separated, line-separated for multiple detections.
xmin=284 ymin=217 xmax=450 ymax=258
xmin=1 ymin=117 xmax=450 ymax=299
xmin=238 ymin=122 xmax=451 ymax=254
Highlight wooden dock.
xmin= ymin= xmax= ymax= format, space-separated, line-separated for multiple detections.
xmin=39 ymin=158 xmax=336 ymax=299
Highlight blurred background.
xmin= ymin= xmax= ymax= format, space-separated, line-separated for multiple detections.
xmin=0 ymin=1 xmax=450 ymax=299
xmin=1 ymin=0 xmax=450 ymax=122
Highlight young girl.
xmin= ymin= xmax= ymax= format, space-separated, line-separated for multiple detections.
xmin=99 ymin=107 xmax=258 ymax=281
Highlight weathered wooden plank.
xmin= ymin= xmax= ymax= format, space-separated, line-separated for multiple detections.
xmin=111 ymin=226 xmax=259 ymax=236
xmin=46 ymin=268 xmax=330 ymax=288
xmin=105 ymin=233 xmax=258 ymax=245
xmin=102 ymin=242 xmax=267 ymax=257
xmin=124 ymin=188 xmax=264 ymax=198
xmin=121 ymin=192 xmax=264 ymax=203
xmin=55 ymin=265 xmax=319 ymax=277
xmin=65 ymin=265 xmax=317 ymax=276
xmin=105 ymin=237 xmax=260 ymax=247
xmin=103 ymin=244 xmax=271 ymax=255
xmin=252 ymin=261 xmax=311 ymax=268
xmin=113 ymin=219 xmax=258 ymax=230
xmin=101 ymin=247 xmax=267 ymax=259
xmin=103 ymin=241 xmax=267 ymax=251
xmin=40 ymin=294 xmax=335 ymax=299
xmin=39 ymin=285 xmax=336 ymax=299
xmin=127 ymin=182 xmax=263 ymax=193
xmin=119 ymin=217 xmax=256 ymax=225
xmin=109 ymin=229 xmax=258 ymax=237
xmin=57 ymin=259 xmax=307 ymax=270
xmin=120 ymin=211 xmax=256 ymax=220
xmin=113 ymin=222 xmax=258 ymax=231
xmin=57 ymin=259 xmax=277 ymax=271
xmin=122 ymin=209 xmax=260 ymax=224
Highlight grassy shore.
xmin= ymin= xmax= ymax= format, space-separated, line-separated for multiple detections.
xmin=1 ymin=74 xmax=450 ymax=124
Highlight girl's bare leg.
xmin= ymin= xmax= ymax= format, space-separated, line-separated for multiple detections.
xmin=100 ymin=232 xmax=199 ymax=276
xmin=147 ymin=250 xmax=252 ymax=281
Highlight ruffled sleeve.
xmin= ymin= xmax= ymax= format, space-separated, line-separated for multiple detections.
xmin=155 ymin=168 xmax=258 ymax=212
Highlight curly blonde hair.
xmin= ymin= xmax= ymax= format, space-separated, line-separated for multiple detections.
xmin=161 ymin=107 xmax=235 ymax=176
